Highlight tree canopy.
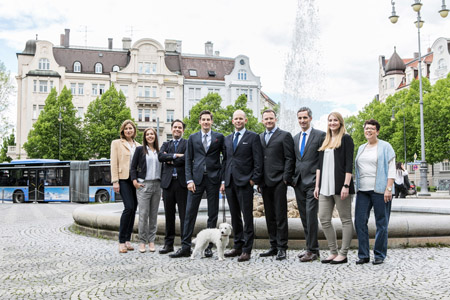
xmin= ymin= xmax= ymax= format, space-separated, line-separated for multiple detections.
xmin=0 ymin=61 xmax=14 ymax=144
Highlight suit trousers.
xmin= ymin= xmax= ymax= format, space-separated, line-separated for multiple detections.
xmin=261 ymin=181 xmax=288 ymax=250
xmin=318 ymin=194 xmax=353 ymax=256
xmin=136 ymin=180 xmax=161 ymax=244
xmin=162 ymin=178 xmax=187 ymax=247
xmin=294 ymin=181 xmax=319 ymax=253
xmin=226 ymin=177 xmax=254 ymax=254
xmin=118 ymin=178 xmax=137 ymax=243
xmin=181 ymin=175 xmax=220 ymax=250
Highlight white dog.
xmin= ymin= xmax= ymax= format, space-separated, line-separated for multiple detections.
xmin=190 ymin=223 xmax=233 ymax=261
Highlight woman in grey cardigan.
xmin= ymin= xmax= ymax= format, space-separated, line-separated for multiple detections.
xmin=314 ymin=112 xmax=354 ymax=264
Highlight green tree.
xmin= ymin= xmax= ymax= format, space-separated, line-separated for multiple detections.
xmin=222 ymin=94 xmax=264 ymax=136
xmin=0 ymin=61 xmax=14 ymax=143
xmin=83 ymin=84 xmax=134 ymax=158
xmin=24 ymin=87 xmax=86 ymax=160
xmin=0 ymin=131 xmax=15 ymax=162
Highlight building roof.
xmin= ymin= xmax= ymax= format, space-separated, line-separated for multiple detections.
xmin=385 ymin=47 xmax=406 ymax=75
xmin=260 ymin=90 xmax=277 ymax=107
xmin=21 ymin=40 xmax=36 ymax=55
xmin=52 ymin=46 xmax=129 ymax=74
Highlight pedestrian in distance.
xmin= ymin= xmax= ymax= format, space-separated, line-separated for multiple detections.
xmin=314 ymin=112 xmax=354 ymax=265
xmin=110 ymin=120 xmax=141 ymax=254
xmin=394 ymin=162 xmax=408 ymax=198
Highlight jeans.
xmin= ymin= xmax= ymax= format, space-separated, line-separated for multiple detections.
xmin=354 ymin=190 xmax=392 ymax=260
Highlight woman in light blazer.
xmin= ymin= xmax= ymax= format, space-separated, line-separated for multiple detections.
xmin=314 ymin=112 xmax=354 ymax=264
xmin=130 ymin=128 xmax=161 ymax=253
xmin=111 ymin=120 xmax=140 ymax=253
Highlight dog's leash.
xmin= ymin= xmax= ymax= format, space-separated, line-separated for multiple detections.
xmin=221 ymin=191 xmax=226 ymax=223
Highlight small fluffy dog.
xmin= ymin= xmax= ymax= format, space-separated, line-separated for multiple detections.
xmin=190 ymin=223 xmax=233 ymax=261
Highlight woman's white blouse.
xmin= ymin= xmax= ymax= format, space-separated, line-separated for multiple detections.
xmin=320 ymin=149 xmax=335 ymax=196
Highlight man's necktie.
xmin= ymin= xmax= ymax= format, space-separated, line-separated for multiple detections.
xmin=265 ymin=131 xmax=272 ymax=145
xmin=203 ymin=134 xmax=208 ymax=152
xmin=300 ymin=132 xmax=307 ymax=157
xmin=173 ymin=140 xmax=179 ymax=176
xmin=233 ymin=132 xmax=240 ymax=151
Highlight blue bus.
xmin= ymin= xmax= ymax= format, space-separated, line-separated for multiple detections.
xmin=0 ymin=159 xmax=120 ymax=203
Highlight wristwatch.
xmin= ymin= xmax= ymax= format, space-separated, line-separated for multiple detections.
xmin=343 ymin=184 xmax=349 ymax=189
xmin=386 ymin=187 xmax=392 ymax=192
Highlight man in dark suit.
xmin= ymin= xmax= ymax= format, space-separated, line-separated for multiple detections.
xmin=221 ymin=110 xmax=263 ymax=262
xmin=259 ymin=109 xmax=295 ymax=261
xmin=158 ymin=119 xmax=187 ymax=254
xmin=170 ymin=110 xmax=225 ymax=258
xmin=293 ymin=107 xmax=325 ymax=262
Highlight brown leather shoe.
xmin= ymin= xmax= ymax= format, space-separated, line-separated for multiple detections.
xmin=297 ymin=251 xmax=308 ymax=258
xmin=237 ymin=252 xmax=251 ymax=262
xmin=224 ymin=248 xmax=242 ymax=258
xmin=125 ymin=242 xmax=134 ymax=251
xmin=300 ymin=251 xmax=319 ymax=262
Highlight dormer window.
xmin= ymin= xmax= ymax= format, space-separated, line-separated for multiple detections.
xmin=238 ymin=69 xmax=247 ymax=80
xmin=208 ymin=70 xmax=216 ymax=77
xmin=74 ymin=61 xmax=81 ymax=72
xmin=112 ymin=65 xmax=120 ymax=72
xmin=39 ymin=58 xmax=50 ymax=70
xmin=95 ymin=63 xmax=103 ymax=74
xmin=189 ymin=69 xmax=197 ymax=77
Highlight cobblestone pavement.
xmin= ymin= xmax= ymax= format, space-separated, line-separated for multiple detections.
xmin=1 ymin=203 xmax=450 ymax=300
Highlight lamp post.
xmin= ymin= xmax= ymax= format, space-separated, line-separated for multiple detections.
xmin=388 ymin=0 xmax=448 ymax=195
xmin=391 ymin=107 xmax=407 ymax=166
xmin=58 ymin=107 xmax=62 ymax=161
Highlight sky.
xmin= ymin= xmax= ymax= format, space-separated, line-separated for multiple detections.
xmin=1 ymin=0 xmax=450 ymax=131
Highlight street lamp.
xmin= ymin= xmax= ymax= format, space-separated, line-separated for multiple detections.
xmin=391 ymin=107 xmax=407 ymax=166
xmin=388 ymin=0 xmax=448 ymax=196
xmin=58 ymin=107 xmax=62 ymax=161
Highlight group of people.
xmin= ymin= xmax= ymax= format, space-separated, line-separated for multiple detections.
xmin=110 ymin=107 xmax=397 ymax=265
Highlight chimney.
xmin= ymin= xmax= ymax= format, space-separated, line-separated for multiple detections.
xmin=413 ymin=52 xmax=419 ymax=59
xmin=108 ymin=38 xmax=113 ymax=49
xmin=215 ymin=51 xmax=220 ymax=56
xmin=64 ymin=28 xmax=70 ymax=48
xmin=176 ymin=40 xmax=182 ymax=53
xmin=60 ymin=34 xmax=65 ymax=46
xmin=205 ymin=41 xmax=213 ymax=56
xmin=427 ymin=47 xmax=432 ymax=53
xmin=122 ymin=37 xmax=132 ymax=50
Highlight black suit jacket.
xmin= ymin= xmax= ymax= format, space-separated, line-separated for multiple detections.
xmin=130 ymin=146 xmax=160 ymax=181
xmin=293 ymin=128 xmax=326 ymax=187
xmin=223 ymin=130 xmax=263 ymax=187
xmin=158 ymin=138 xmax=187 ymax=189
xmin=260 ymin=128 xmax=295 ymax=187
xmin=185 ymin=131 xmax=225 ymax=185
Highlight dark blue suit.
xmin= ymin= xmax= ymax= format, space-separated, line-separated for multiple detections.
xmin=223 ymin=129 xmax=263 ymax=254
xmin=181 ymin=130 xmax=225 ymax=250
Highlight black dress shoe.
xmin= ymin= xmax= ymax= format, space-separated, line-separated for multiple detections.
xmin=169 ymin=248 xmax=190 ymax=258
xmin=204 ymin=247 xmax=213 ymax=258
xmin=372 ymin=259 xmax=384 ymax=265
xmin=330 ymin=257 xmax=348 ymax=264
xmin=260 ymin=248 xmax=278 ymax=257
xmin=159 ymin=245 xmax=174 ymax=254
xmin=276 ymin=249 xmax=286 ymax=261
xmin=224 ymin=248 xmax=242 ymax=258
xmin=356 ymin=258 xmax=370 ymax=265
xmin=237 ymin=252 xmax=251 ymax=262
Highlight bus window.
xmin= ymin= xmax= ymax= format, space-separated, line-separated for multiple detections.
xmin=0 ymin=170 xmax=10 ymax=186
xmin=89 ymin=165 xmax=111 ymax=186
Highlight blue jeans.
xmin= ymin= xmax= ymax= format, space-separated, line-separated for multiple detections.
xmin=354 ymin=190 xmax=391 ymax=260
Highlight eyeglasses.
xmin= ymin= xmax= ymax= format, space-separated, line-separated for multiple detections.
xmin=364 ymin=127 xmax=377 ymax=132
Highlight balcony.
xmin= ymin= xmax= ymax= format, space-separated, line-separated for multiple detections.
xmin=135 ymin=97 xmax=160 ymax=107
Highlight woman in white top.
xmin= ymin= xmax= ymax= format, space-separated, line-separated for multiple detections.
xmin=314 ymin=112 xmax=355 ymax=264
xmin=130 ymin=128 xmax=161 ymax=253
xmin=394 ymin=162 xmax=408 ymax=198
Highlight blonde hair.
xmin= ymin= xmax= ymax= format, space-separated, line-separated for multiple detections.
xmin=319 ymin=112 xmax=346 ymax=151
xmin=119 ymin=120 xmax=137 ymax=140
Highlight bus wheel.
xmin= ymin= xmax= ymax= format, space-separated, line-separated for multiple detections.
xmin=13 ymin=191 xmax=25 ymax=203
xmin=95 ymin=190 xmax=110 ymax=203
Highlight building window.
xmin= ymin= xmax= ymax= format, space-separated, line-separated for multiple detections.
xmin=144 ymin=86 xmax=151 ymax=98
xmin=92 ymin=84 xmax=98 ymax=95
xmin=33 ymin=105 xmax=45 ymax=119
xmin=189 ymin=88 xmax=201 ymax=100
xmin=71 ymin=83 xmax=76 ymax=95
xmin=238 ymin=69 xmax=247 ymax=80
xmin=144 ymin=109 xmax=150 ymax=122
xmin=120 ymin=85 xmax=128 ymax=97
xmin=99 ymin=84 xmax=105 ymax=95
xmin=33 ymin=105 xmax=37 ymax=119
xmin=49 ymin=81 xmax=53 ymax=90
xmin=74 ymin=61 xmax=81 ymax=72
xmin=166 ymin=87 xmax=174 ymax=99
xmin=39 ymin=80 xmax=48 ymax=93
xmin=151 ymin=86 xmax=157 ymax=97
xmin=112 ymin=65 xmax=120 ymax=72
xmin=78 ymin=83 xmax=84 ymax=95
xmin=95 ymin=63 xmax=103 ymax=74
xmin=389 ymin=78 xmax=395 ymax=89
xmin=151 ymin=109 xmax=157 ymax=122
xmin=438 ymin=58 xmax=447 ymax=70
xmin=77 ymin=107 xmax=84 ymax=119
xmin=208 ymin=88 xmax=220 ymax=94
xmin=139 ymin=62 xmax=157 ymax=74
xmin=167 ymin=134 xmax=173 ymax=140
xmin=151 ymin=63 xmax=157 ymax=74
xmin=33 ymin=80 xmax=37 ymax=92
xmin=39 ymin=58 xmax=50 ymax=70
xmin=167 ymin=110 xmax=174 ymax=122
xmin=442 ymin=161 xmax=450 ymax=171
xmin=189 ymin=69 xmax=197 ymax=77
xmin=138 ymin=109 xmax=143 ymax=122
xmin=249 ymin=89 xmax=253 ymax=101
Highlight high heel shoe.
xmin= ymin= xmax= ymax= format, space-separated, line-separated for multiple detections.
xmin=125 ymin=242 xmax=134 ymax=251
xmin=148 ymin=242 xmax=156 ymax=252
xmin=119 ymin=244 xmax=128 ymax=254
